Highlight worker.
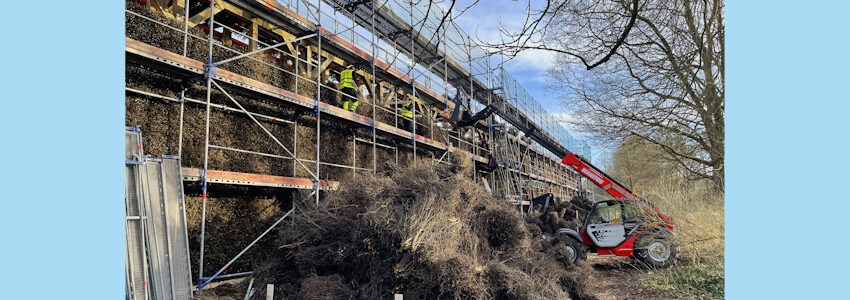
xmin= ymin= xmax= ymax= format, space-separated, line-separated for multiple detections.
xmin=387 ymin=93 xmax=416 ymax=132
xmin=398 ymin=95 xmax=415 ymax=132
xmin=338 ymin=64 xmax=358 ymax=112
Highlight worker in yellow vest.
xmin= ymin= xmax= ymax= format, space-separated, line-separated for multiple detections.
xmin=389 ymin=94 xmax=415 ymax=133
xmin=401 ymin=101 xmax=414 ymax=132
xmin=338 ymin=64 xmax=359 ymax=112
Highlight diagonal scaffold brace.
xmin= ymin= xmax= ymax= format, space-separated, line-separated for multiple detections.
xmin=197 ymin=208 xmax=295 ymax=289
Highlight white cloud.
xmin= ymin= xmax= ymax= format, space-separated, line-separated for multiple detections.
xmin=549 ymin=112 xmax=588 ymax=137
xmin=452 ymin=0 xmax=536 ymax=42
xmin=504 ymin=49 xmax=556 ymax=77
xmin=443 ymin=2 xmax=556 ymax=82
xmin=550 ymin=112 xmax=577 ymax=124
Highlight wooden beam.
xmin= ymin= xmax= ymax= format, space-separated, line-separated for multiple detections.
xmin=305 ymin=44 xmax=313 ymax=76
xmin=213 ymin=0 xmax=299 ymax=56
xmin=284 ymin=37 xmax=298 ymax=57
xmin=221 ymin=27 xmax=233 ymax=46
xmin=249 ymin=18 xmax=259 ymax=51
xmin=173 ymin=0 xmax=186 ymax=18
xmin=415 ymin=101 xmax=426 ymax=116
xmin=364 ymin=76 xmax=375 ymax=98
xmin=147 ymin=0 xmax=165 ymax=12
xmin=188 ymin=6 xmax=223 ymax=26
xmin=382 ymin=87 xmax=396 ymax=107
xmin=318 ymin=58 xmax=333 ymax=79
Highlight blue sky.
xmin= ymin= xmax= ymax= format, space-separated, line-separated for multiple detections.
xmin=448 ymin=0 xmax=560 ymax=111
xmin=442 ymin=0 xmax=610 ymax=163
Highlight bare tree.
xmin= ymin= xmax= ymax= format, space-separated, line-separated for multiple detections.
xmin=552 ymin=0 xmax=723 ymax=188
xmin=421 ymin=0 xmax=723 ymax=188
xmin=459 ymin=0 xmax=724 ymax=188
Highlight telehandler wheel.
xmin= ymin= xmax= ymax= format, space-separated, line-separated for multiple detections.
xmin=559 ymin=235 xmax=587 ymax=265
xmin=635 ymin=231 xmax=677 ymax=269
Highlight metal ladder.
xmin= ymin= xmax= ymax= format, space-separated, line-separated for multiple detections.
xmin=126 ymin=126 xmax=193 ymax=300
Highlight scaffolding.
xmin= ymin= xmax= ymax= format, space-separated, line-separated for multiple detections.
xmin=125 ymin=0 xmax=593 ymax=295
xmin=125 ymin=127 xmax=194 ymax=300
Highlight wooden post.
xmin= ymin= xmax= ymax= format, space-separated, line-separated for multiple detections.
xmin=250 ymin=19 xmax=260 ymax=51
xmin=305 ymin=45 xmax=313 ymax=77
xmin=222 ymin=27 xmax=233 ymax=46
xmin=187 ymin=6 xmax=222 ymax=26
xmin=266 ymin=284 xmax=274 ymax=300
xmin=364 ymin=76 xmax=375 ymax=97
xmin=318 ymin=58 xmax=333 ymax=81
xmin=173 ymin=0 xmax=186 ymax=18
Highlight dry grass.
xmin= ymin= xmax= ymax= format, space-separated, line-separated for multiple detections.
xmin=244 ymin=157 xmax=596 ymax=299
xmin=638 ymin=180 xmax=724 ymax=299
xmin=642 ymin=181 xmax=724 ymax=265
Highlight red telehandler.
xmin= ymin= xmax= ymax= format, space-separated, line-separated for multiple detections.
xmin=449 ymin=100 xmax=676 ymax=268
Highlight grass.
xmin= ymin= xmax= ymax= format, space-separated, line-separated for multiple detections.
xmin=639 ymin=179 xmax=725 ymax=299
xmin=647 ymin=264 xmax=724 ymax=299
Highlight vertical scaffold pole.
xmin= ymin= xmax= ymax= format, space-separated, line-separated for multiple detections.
xmin=179 ymin=91 xmax=186 ymax=158
xmin=442 ymin=26 xmax=449 ymax=159
xmin=182 ymin=0 xmax=190 ymax=56
xmin=487 ymin=54 xmax=495 ymax=193
xmin=468 ymin=34 xmax=475 ymax=181
xmin=178 ymin=0 xmax=191 ymax=158
xmin=198 ymin=0 xmax=216 ymax=287
xmin=314 ymin=1 xmax=323 ymax=204
xmin=293 ymin=121 xmax=298 ymax=177
xmin=296 ymin=38 xmax=300 ymax=96
xmin=371 ymin=0 xmax=378 ymax=174
xmin=409 ymin=0 xmax=417 ymax=166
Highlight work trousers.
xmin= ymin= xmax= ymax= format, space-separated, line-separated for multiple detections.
xmin=341 ymin=87 xmax=359 ymax=112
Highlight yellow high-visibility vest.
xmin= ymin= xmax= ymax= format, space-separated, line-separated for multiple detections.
xmin=401 ymin=102 xmax=414 ymax=118
xmin=339 ymin=69 xmax=356 ymax=89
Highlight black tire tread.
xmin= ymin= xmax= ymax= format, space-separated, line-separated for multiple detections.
xmin=634 ymin=229 xmax=676 ymax=269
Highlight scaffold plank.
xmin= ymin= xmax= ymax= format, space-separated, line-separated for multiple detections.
xmin=181 ymin=167 xmax=340 ymax=190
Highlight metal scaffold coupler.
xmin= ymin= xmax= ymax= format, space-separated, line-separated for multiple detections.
xmin=203 ymin=63 xmax=217 ymax=84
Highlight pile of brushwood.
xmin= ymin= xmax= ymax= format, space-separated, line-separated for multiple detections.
xmin=248 ymin=153 xmax=596 ymax=299
xmin=524 ymin=194 xmax=594 ymax=236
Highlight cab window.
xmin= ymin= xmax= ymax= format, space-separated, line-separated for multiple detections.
xmin=589 ymin=202 xmax=623 ymax=223
xmin=622 ymin=202 xmax=643 ymax=223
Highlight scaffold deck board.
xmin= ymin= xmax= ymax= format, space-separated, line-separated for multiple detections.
xmin=181 ymin=167 xmax=340 ymax=190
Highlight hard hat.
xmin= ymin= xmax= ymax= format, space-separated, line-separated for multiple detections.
xmin=346 ymin=64 xmax=354 ymax=69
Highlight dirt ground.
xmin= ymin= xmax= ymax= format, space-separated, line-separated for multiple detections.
xmin=582 ymin=256 xmax=663 ymax=300
xmin=198 ymin=257 xmax=666 ymax=300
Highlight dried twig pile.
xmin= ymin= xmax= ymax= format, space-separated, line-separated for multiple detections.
xmin=251 ymin=153 xmax=595 ymax=299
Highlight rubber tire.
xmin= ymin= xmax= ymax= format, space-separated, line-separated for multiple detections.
xmin=560 ymin=235 xmax=587 ymax=265
xmin=635 ymin=231 xmax=677 ymax=269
